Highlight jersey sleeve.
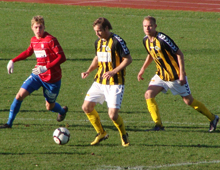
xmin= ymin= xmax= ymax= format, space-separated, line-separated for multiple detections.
xmin=114 ymin=35 xmax=130 ymax=58
xmin=94 ymin=39 xmax=99 ymax=55
xmin=158 ymin=32 xmax=179 ymax=54
xmin=143 ymin=36 xmax=149 ymax=54
xmin=46 ymin=37 xmax=66 ymax=69
xmin=12 ymin=45 xmax=33 ymax=62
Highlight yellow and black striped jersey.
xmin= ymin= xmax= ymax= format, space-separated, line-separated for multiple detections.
xmin=94 ymin=33 xmax=130 ymax=85
xmin=143 ymin=32 xmax=180 ymax=81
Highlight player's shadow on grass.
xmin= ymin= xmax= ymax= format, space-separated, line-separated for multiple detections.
xmin=124 ymin=125 xmax=220 ymax=133
xmin=69 ymin=143 xmax=119 ymax=147
xmin=0 ymin=151 xmax=88 ymax=155
xmin=0 ymin=109 xmax=9 ymax=112
xmin=68 ymin=124 xmax=125 ymax=132
xmin=159 ymin=125 xmax=220 ymax=133
xmin=0 ymin=109 xmax=50 ymax=113
xmin=138 ymin=144 xmax=220 ymax=148
xmin=119 ymin=111 xmax=147 ymax=114
xmin=11 ymin=123 xmax=215 ymax=134
xmin=20 ymin=110 xmax=49 ymax=113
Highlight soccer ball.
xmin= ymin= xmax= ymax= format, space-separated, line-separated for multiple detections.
xmin=53 ymin=127 xmax=70 ymax=145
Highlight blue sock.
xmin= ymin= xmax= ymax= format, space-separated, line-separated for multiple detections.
xmin=51 ymin=102 xmax=65 ymax=115
xmin=7 ymin=98 xmax=23 ymax=127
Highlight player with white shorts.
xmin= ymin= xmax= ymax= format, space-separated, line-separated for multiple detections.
xmin=149 ymin=74 xmax=191 ymax=97
xmin=85 ymin=82 xmax=124 ymax=109
xmin=137 ymin=16 xmax=218 ymax=132
xmin=81 ymin=17 xmax=132 ymax=147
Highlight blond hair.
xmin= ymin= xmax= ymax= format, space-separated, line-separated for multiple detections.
xmin=31 ymin=15 xmax=45 ymax=27
xmin=143 ymin=16 xmax=156 ymax=25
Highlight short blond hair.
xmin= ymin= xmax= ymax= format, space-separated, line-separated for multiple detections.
xmin=31 ymin=15 xmax=45 ymax=27
xmin=143 ymin=16 xmax=156 ymax=25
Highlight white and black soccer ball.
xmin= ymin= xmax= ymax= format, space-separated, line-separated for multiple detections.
xmin=53 ymin=127 xmax=70 ymax=145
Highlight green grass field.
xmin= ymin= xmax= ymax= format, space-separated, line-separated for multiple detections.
xmin=1 ymin=1 xmax=220 ymax=169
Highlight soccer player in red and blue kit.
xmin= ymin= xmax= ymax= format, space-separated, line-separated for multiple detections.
xmin=0 ymin=15 xmax=68 ymax=128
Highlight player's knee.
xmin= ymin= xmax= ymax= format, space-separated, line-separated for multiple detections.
xmin=82 ymin=101 xmax=96 ymax=113
xmin=81 ymin=104 xmax=86 ymax=112
xmin=109 ymin=114 xmax=117 ymax=121
xmin=45 ymin=103 xmax=51 ymax=110
xmin=145 ymin=91 xmax=151 ymax=99
xmin=82 ymin=104 xmax=92 ymax=113
xmin=16 ymin=94 xmax=24 ymax=101
xmin=182 ymin=95 xmax=194 ymax=105
xmin=183 ymin=99 xmax=192 ymax=106
xmin=45 ymin=102 xmax=54 ymax=111
xmin=15 ymin=89 xmax=29 ymax=100
xmin=108 ymin=109 xmax=118 ymax=121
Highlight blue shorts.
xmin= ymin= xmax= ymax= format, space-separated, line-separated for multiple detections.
xmin=21 ymin=73 xmax=61 ymax=103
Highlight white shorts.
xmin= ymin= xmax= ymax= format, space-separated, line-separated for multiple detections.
xmin=84 ymin=82 xmax=124 ymax=109
xmin=149 ymin=74 xmax=191 ymax=96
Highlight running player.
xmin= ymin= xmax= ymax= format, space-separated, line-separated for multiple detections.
xmin=81 ymin=17 xmax=132 ymax=147
xmin=0 ymin=15 xmax=68 ymax=128
xmin=137 ymin=16 xmax=219 ymax=132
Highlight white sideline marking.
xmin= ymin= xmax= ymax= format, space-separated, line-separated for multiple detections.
xmin=100 ymin=160 xmax=220 ymax=170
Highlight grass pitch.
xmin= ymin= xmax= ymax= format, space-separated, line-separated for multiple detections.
xmin=1 ymin=1 xmax=220 ymax=169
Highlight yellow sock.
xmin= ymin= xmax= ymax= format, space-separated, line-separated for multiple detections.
xmin=113 ymin=115 xmax=126 ymax=137
xmin=146 ymin=98 xmax=163 ymax=127
xmin=190 ymin=99 xmax=215 ymax=121
xmin=86 ymin=109 xmax=104 ymax=134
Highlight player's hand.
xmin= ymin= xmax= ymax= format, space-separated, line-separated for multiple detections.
xmin=102 ymin=71 xmax=115 ymax=79
xmin=178 ymin=75 xmax=186 ymax=86
xmin=178 ymin=79 xmax=186 ymax=86
xmin=137 ymin=70 xmax=144 ymax=81
xmin=32 ymin=65 xmax=47 ymax=75
xmin=81 ymin=72 xmax=89 ymax=79
xmin=7 ymin=60 xmax=14 ymax=74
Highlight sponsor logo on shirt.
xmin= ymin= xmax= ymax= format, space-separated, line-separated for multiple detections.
xmin=150 ymin=46 xmax=161 ymax=51
xmin=106 ymin=46 xmax=111 ymax=52
xmin=34 ymin=50 xmax=46 ymax=58
xmin=97 ymin=52 xmax=112 ymax=62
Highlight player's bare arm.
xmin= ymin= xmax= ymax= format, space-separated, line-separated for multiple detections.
xmin=137 ymin=54 xmax=153 ymax=81
xmin=81 ymin=56 xmax=98 ymax=79
xmin=102 ymin=54 xmax=132 ymax=79
xmin=176 ymin=49 xmax=186 ymax=85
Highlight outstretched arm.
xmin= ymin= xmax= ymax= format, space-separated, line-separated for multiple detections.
xmin=7 ymin=47 xmax=33 ymax=74
xmin=81 ymin=56 xmax=98 ymax=79
xmin=137 ymin=54 xmax=153 ymax=81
